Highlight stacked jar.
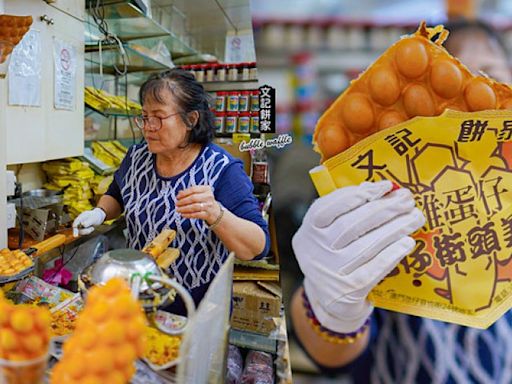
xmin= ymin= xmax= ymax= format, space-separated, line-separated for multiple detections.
xmin=250 ymin=90 xmax=259 ymax=134
xmin=212 ymin=89 xmax=260 ymax=135
xmin=225 ymin=91 xmax=240 ymax=134
xmin=180 ymin=62 xmax=257 ymax=83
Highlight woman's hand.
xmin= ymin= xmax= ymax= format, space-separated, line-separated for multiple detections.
xmin=176 ymin=185 xmax=221 ymax=225
xmin=292 ymin=180 xmax=425 ymax=333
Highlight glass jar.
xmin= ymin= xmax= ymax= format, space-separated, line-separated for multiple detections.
xmin=227 ymin=64 xmax=238 ymax=82
xmin=240 ymin=62 xmax=250 ymax=81
xmin=249 ymin=62 xmax=258 ymax=81
xmin=206 ymin=64 xmax=215 ymax=82
xmin=216 ymin=64 xmax=226 ymax=82
xmin=194 ymin=64 xmax=205 ymax=82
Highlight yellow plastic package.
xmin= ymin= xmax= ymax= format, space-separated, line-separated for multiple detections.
xmin=310 ymin=110 xmax=512 ymax=328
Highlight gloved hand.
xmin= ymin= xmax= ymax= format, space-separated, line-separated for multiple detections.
xmin=292 ymin=180 xmax=425 ymax=333
xmin=72 ymin=207 xmax=106 ymax=237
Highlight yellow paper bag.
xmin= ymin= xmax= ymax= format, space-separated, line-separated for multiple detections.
xmin=310 ymin=109 xmax=512 ymax=328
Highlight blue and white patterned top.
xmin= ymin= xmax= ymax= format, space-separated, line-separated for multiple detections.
xmin=309 ymin=309 xmax=512 ymax=383
xmin=106 ymin=142 xmax=270 ymax=314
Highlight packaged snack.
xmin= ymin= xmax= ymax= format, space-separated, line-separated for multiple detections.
xmin=240 ymin=350 xmax=274 ymax=384
xmin=225 ymin=345 xmax=243 ymax=384
xmin=311 ymin=109 xmax=512 ymax=328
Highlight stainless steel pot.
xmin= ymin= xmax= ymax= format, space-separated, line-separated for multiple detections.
xmin=79 ymin=248 xmax=195 ymax=335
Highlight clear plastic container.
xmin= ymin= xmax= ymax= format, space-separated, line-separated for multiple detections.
xmin=227 ymin=64 xmax=238 ymax=82
xmin=206 ymin=64 xmax=215 ymax=82
xmin=0 ymin=352 xmax=49 ymax=384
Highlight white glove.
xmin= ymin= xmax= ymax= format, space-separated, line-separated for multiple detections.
xmin=72 ymin=207 xmax=106 ymax=237
xmin=292 ymin=180 xmax=425 ymax=333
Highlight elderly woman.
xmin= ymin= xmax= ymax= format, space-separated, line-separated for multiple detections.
xmin=73 ymin=69 xmax=269 ymax=314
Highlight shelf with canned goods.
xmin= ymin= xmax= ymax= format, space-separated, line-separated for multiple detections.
xmin=212 ymin=88 xmax=261 ymax=136
xmin=181 ymin=62 xmax=258 ymax=84
xmin=202 ymin=80 xmax=259 ymax=92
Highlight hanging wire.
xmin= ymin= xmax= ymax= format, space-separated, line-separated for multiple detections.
xmin=90 ymin=0 xmax=128 ymax=78
xmin=124 ymin=71 xmax=137 ymax=145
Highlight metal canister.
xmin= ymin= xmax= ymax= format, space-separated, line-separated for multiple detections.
xmin=238 ymin=112 xmax=251 ymax=133
xmin=225 ymin=112 xmax=238 ymax=134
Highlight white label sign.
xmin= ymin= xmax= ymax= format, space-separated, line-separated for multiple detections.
xmin=225 ymin=32 xmax=256 ymax=63
xmin=54 ymin=39 xmax=77 ymax=110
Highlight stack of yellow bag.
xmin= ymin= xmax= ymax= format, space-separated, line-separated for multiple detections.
xmin=42 ymin=159 xmax=95 ymax=219
xmin=85 ymin=87 xmax=142 ymax=116
xmin=90 ymin=174 xmax=114 ymax=197
xmin=42 ymin=142 xmax=128 ymax=220
xmin=91 ymin=140 xmax=127 ymax=168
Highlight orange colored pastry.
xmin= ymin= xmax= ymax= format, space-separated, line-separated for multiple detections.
xmin=0 ymin=15 xmax=32 ymax=64
xmin=51 ymin=278 xmax=146 ymax=384
xmin=314 ymin=22 xmax=512 ymax=161
xmin=0 ymin=249 xmax=34 ymax=277
xmin=0 ymin=299 xmax=51 ymax=384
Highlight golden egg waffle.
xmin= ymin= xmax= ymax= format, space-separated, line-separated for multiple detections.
xmin=314 ymin=22 xmax=512 ymax=162
xmin=0 ymin=298 xmax=52 ymax=384
xmin=0 ymin=15 xmax=32 ymax=64
xmin=50 ymin=278 xmax=146 ymax=384
xmin=0 ymin=249 xmax=34 ymax=284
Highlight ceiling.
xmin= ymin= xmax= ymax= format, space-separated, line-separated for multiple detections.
xmin=151 ymin=0 xmax=253 ymax=59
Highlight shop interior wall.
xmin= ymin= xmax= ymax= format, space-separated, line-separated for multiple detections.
xmin=0 ymin=0 xmax=6 ymax=248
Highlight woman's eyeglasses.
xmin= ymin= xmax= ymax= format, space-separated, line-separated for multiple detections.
xmin=133 ymin=112 xmax=182 ymax=132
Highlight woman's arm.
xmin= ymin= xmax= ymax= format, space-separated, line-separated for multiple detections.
xmin=291 ymin=286 xmax=370 ymax=367
xmin=96 ymin=194 xmax=123 ymax=221
xmin=176 ymin=185 xmax=266 ymax=260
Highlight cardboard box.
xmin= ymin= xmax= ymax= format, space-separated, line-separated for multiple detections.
xmin=231 ymin=281 xmax=281 ymax=336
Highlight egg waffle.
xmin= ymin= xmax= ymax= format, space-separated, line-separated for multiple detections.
xmin=0 ymin=248 xmax=34 ymax=283
xmin=0 ymin=15 xmax=33 ymax=64
xmin=314 ymin=22 xmax=512 ymax=161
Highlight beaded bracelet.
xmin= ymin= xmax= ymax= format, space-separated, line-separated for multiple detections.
xmin=302 ymin=289 xmax=370 ymax=344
